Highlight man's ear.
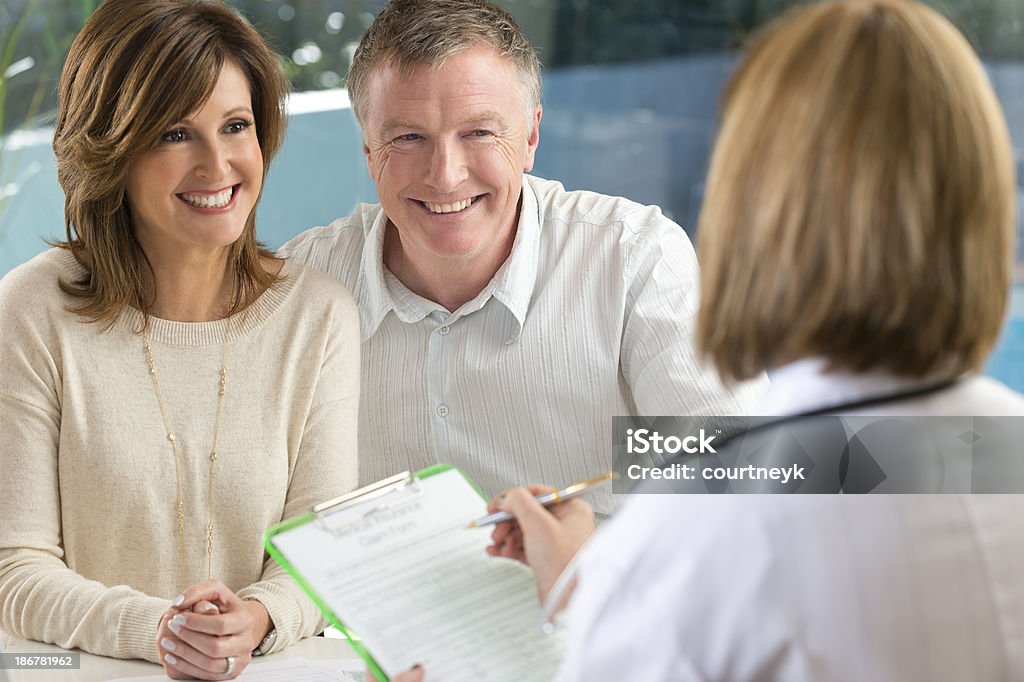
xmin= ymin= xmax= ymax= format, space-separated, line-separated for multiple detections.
xmin=362 ymin=137 xmax=378 ymax=182
xmin=523 ymin=104 xmax=542 ymax=172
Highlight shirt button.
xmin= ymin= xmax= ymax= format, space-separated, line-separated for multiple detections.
xmin=438 ymin=325 xmax=450 ymax=336
xmin=436 ymin=404 xmax=449 ymax=418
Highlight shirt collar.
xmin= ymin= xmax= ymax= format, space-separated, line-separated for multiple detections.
xmin=354 ymin=206 xmax=397 ymax=342
xmin=486 ymin=175 xmax=541 ymax=342
xmin=355 ymin=176 xmax=542 ymax=344
xmin=755 ymin=357 xmax=956 ymax=416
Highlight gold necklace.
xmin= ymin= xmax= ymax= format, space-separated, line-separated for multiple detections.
xmin=143 ymin=315 xmax=231 ymax=590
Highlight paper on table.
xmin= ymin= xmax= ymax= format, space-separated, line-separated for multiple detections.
xmin=272 ymin=468 xmax=564 ymax=681
xmin=103 ymin=657 xmax=366 ymax=682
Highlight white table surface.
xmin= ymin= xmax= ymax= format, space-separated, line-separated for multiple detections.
xmin=2 ymin=634 xmax=362 ymax=682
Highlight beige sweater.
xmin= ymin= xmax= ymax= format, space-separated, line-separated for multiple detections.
xmin=0 ymin=249 xmax=359 ymax=662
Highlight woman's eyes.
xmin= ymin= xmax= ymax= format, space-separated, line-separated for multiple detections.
xmin=225 ymin=119 xmax=254 ymax=134
xmin=161 ymin=129 xmax=188 ymax=144
xmin=159 ymin=120 xmax=253 ymax=144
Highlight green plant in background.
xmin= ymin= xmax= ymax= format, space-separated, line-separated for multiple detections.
xmin=0 ymin=0 xmax=95 ymax=245
xmin=0 ymin=0 xmax=41 ymax=243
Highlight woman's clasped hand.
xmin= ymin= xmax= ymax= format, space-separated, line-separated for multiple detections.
xmin=157 ymin=580 xmax=271 ymax=680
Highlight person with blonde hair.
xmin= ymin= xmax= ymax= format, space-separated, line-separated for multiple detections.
xmin=0 ymin=1 xmax=359 ymax=679
xmin=394 ymin=0 xmax=1024 ymax=679
xmin=696 ymin=0 xmax=1016 ymax=392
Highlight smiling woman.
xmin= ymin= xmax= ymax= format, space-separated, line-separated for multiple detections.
xmin=52 ymin=0 xmax=286 ymax=324
xmin=125 ymin=61 xmax=265 ymax=293
xmin=0 ymin=1 xmax=360 ymax=680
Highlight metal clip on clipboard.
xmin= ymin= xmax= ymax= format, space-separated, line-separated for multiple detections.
xmin=312 ymin=471 xmax=425 ymax=533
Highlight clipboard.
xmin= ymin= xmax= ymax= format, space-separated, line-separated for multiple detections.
xmin=264 ymin=464 xmax=564 ymax=682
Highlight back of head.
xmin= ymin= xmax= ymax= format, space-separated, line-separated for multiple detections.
xmin=346 ymin=0 xmax=542 ymax=125
xmin=53 ymin=0 xmax=287 ymax=324
xmin=697 ymin=0 xmax=1016 ymax=382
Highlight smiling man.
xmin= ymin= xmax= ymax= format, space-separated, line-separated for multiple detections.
xmin=282 ymin=0 xmax=765 ymax=514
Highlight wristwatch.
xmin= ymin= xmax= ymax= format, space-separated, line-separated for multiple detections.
xmin=252 ymin=627 xmax=277 ymax=657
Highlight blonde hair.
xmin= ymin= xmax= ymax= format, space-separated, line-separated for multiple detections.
xmin=697 ymin=0 xmax=1016 ymax=381
xmin=346 ymin=0 xmax=542 ymax=126
xmin=54 ymin=0 xmax=288 ymax=327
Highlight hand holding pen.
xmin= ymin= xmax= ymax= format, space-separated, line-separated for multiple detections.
xmin=484 ymin=474 xmax=612 ymax=602
xmin=469 ymin=473 xmax=615 ymax=528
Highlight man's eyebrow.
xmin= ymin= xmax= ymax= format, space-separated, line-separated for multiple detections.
xmin=178 ymin=107 xmax=254 ymax=125
xmin=378 ymin=112 xmax=509 ymax=136
xmin=380 ymin=119 xmax=423 ymax=135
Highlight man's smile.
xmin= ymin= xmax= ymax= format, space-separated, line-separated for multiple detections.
xmin=417 ymin=195 xmax=482 ymax=214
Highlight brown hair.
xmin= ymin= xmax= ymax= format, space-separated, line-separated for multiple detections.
xmin=53 ymin=0 xmax=288 ymax=326
xmin=696 ymin=0 xmax=1016 ymax=381
xmin=346 ymin=0 xmax=542 ymax=126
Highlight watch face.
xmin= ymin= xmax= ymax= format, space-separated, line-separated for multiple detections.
xmin=254 ymin=629 xmax=276 ymax=656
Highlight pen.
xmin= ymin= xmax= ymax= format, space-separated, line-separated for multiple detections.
xmin=466 ymin=472 xmax=617 ymax=528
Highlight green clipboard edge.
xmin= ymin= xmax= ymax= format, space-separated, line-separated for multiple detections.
xmin=263 ymin=463 xmax=486 ymax=682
